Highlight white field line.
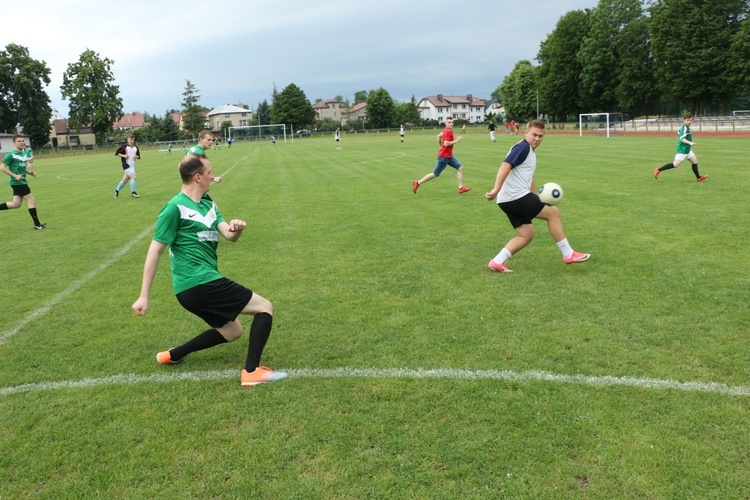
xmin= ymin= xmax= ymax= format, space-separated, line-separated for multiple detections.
xmin=0 ymin=226 xmax=154 ymax=347
xmin=2 ymin=367 xmax=750 ymax=398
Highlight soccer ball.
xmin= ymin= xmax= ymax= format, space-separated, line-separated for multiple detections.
xmin=538 ymin=182 xmax=563 ymax=206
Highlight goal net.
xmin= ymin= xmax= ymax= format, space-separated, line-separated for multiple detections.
xmin=228 ymin=124 xmax=287 ymax=143
xmin=579 ymin=113 xmax=625 ymax=137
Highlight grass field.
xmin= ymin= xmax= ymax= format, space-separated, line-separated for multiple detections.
xmin=1 ymin=129 xmax=749 ymax=497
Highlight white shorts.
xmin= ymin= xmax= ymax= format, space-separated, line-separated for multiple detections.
xmin=123 ymin=166 xmax=136 ymax=176
xmin=674 ymin=151 xmax=696 ymax=164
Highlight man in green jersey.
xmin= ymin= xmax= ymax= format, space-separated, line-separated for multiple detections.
xmin=0 ymin=135 xmax=45 ymax=229
xmin=132 ymin=153 xmax=286 ymax=386
xmin=654 ymin=113 xmax=708 ymax=182
xmin=186 ymin=130 xmax=222 ymax=182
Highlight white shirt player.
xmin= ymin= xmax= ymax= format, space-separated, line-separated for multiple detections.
xmin=496 ymin=139 xmax=536 ymax=204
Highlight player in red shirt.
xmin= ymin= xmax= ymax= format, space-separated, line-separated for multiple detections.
xmin=413 ymin=117 xmax=471 ymax=194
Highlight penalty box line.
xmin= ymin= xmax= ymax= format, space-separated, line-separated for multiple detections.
xmin=2 ymin=367 xmax=750 ymax=398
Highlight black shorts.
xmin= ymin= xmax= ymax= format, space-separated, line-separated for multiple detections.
xmin=11 ymin=184 xmax=31 ymax=197
xmin=176 ymin=277 xmax=253 ymax=328
xmin=498 ymin=192 xmax=545 ymax=229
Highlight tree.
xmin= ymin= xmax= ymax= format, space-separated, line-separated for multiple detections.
xmin=614 ymin=15 xmax=658 ymax=116
xmin=366 ymin=88 xmax=395 ymax=128
xmin=499 ymin=60 xmax=538 ymax=122
xmin=270 ymin=83 xmax=316 ymax=132
xmin=650 ymin=0 xmax=749 ymax=114
xmin=394 ymin=95 xmax=421 ymax=126
xmin=219 ymin=120 xmax=233 ymax=138
xmin=61 ymin=49 xmax=123 ymax=145
xmin=536 ymin=10 xmax=590 ymax=121
xmin=354 ymin=90 xmax=369 ymax=104
xmin=181 ymin=80 xmax=205 ymax=135
xmin=729 ymin=14 xmax=750 ymax=95
xmin=334 ymin=94 xmax=351 ymax=109
xmin=576 ymin=0 xmax=640 ymax=112
xmin=0 ymin=44 xmax=53 ymax=148
xmin=255 ymin=99 xmax=271 ymax=125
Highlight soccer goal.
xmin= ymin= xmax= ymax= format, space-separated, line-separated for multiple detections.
xmin=228 ymin=124 xmax=287 ymax=143
xmin=579 ymin=113 xmax=625 ymax=137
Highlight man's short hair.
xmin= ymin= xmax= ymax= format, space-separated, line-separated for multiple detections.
xmin=527 ymin=119 xmax=546 ymax=130
xmin=12 ymin=134 xmax=24 ymax=142
xmin=684 ymin=113 xmax=694 ymax=120
xmin=198 ymin=130 xmax=213 ymax=140
xmin=179 ymin=154 xmax=207 ymax=183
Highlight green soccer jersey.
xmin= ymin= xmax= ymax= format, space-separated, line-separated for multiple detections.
xmin=2 ymin=149 xmax=31 ymax=186
xmin=186 ymin=145 xmax=206 ymax=156
xmin=153 ymin=192 xmax=226 ymax=294
xmin=676 ymin=124 xmax=692 ymax=154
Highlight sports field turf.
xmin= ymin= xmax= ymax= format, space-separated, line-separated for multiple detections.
xmin=1 ymin=129 xmax=749 ymax=497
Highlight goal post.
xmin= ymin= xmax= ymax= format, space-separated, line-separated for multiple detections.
xmin=579 ymin=113 xmax=625 ymax=137
xmin=228 ymin=124 xmax=287 ymax=143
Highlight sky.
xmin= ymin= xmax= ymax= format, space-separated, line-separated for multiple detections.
xmin=5 ymin=0 xmax=601 ymax=118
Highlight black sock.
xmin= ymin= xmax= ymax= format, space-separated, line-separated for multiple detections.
xmin=0 ymin=203 xmax=7 ymax=211
xmin=659 ymin=163 xmax=675 ymax=172
xmin=28 ymin=207 xmax=40 ymax=225
xmin=171 ymin=328 xmax=227 ymax=361
xmin=245 ymin=313 xmax=273 ymax=372
xmin=692 ymin=163 xmax=700 ymax=178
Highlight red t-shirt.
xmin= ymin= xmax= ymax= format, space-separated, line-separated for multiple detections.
xmin=438 ymin=127 xmax=454 ymax=158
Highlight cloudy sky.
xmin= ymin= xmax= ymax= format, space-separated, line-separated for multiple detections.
xmin=5 ymin=0 xmax=600 ymax=117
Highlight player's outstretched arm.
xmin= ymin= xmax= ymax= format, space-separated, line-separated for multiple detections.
xmin=132 ymin=240 xmax=168 ymax=316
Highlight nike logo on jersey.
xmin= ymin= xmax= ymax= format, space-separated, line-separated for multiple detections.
xmin=177 ymin=204 xmax=217 ymax=228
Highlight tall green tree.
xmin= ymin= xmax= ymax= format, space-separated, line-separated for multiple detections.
xmin=577 ymin=0 xmax=645 ymax=113
xmin=61 ymin=49 xmax=123 ymax=145
xmin=537 ymin=10 xmax=590 ymax=121
xmin=270 ymin=83 xmax=316 ymax=132
xmin=650 ymin=0 xmax=749 ymax=113
xmin=614 ymin=15 xmax=658 ymax=116
xmin=498 ymin=60 xmax=538 ymax=122
xmin=0 ymin=44 xmax=53 ymax=147
xmin=181 ymin=80 xmax=204 ymax=135
xmin=730 ymin=17 xmax=750 ymax=94
xmin=366 ymin=88 xmax=395 ymax=128
xmin=255 ymin=99 xmax=271 ymax=125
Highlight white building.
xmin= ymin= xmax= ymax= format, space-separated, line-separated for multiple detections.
xmin=206 ymin=104 xmax=254 ymax=131
xmin=417 ymin=94 xmax=488 ymax=124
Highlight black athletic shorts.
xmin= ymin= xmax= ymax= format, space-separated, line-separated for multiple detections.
xmin=11 ymin=184 xmax=31 ymax=197
xmin=498 ymin=192 xmax=545 ymax=229
xmin=176 ymin=277 xmax=253 ymax=328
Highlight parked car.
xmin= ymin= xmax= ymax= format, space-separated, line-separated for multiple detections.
xmin=295 ymin=129 xmax=312 ymax=136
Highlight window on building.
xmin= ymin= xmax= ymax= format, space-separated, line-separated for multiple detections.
xmin=239 ymin=120 xmax=248 ymax=126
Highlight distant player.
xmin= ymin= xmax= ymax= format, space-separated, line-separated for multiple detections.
xmin=412 ymin=117 xmax=471 ymax=195
xmin=400 ymin=124 xmax=405 ymax=143
xmin=485 ymin=119 xmax=590 ymax=272
xmin=487 ymin=120 xmax=497 ymax=142
xmin=335 ymin=127 xmax=341 ymax=149
xmin=0 ymin=135 xmax=45 ymax=229
xmin=187 ymin=130 xmax=221 ymax=182
xmin=114 ymin=134 xmax=140 ymax=198
xmin=654 ymin=113 xmax=708 ymax=182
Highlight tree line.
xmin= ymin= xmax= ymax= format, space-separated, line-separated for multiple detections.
xmin=498 ymin=0 xmax=750 ymax=122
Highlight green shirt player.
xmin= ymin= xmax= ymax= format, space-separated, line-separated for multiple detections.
xmin=132 ymin=153 xmax=286 ymax=386
xmin=654 ymin=113 xmax=708 ymax=182
xmin=0 ymin=135 xmax=46 ymax=229
xmin=186 ymin=129 xmax=222 ymax=183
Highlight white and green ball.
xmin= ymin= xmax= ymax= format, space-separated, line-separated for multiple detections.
xmin=538 ymin=182 xmax=563 ymax=206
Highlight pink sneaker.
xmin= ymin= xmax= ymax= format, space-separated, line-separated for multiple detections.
xmin=458 ymin=186 xmax=472 ymax=194
xmin=563 ymin=251 xmax=591 ymax=264
xmin=413 ymin=180 xmax=419 ymax=193
xmin=488 ymin=260 xmax=512 ymax=273
xmin=653 ymin=168 xmax=660 ymax=179
xmin=697 ymin=174 xmax=708 ymax=182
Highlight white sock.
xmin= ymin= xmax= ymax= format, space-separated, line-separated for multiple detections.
xmin=556 ymin=238 xmax=573 ymax=258
xmin=493 ymin=248 xmax=512 ymax=264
